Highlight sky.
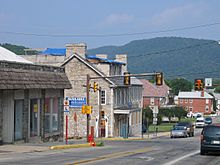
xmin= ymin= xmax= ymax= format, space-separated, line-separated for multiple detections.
xmin=0 ymin=0 xmax=220 ymax=49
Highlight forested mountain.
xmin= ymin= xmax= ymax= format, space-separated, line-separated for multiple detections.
xmin=0 ymin=43 xmax=38 ymax=55
xmin=1 ymin=37 xmax=220 ymax=80
xmin=88 ymin=37 xmax=220 ymax=80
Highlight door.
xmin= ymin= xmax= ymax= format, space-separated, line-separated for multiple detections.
xmin=30 ymin=99 xmax=40 ymax=137
xmin=14 ymin=100 xmax=23 ymax=140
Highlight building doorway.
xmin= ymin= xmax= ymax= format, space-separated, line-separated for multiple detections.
xmin=14 ymin=100 xmax=24 ymax=140
xmin=30 ymin=99 xmax=40 ymax=137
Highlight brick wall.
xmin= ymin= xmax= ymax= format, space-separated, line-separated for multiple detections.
xmin=178 ymin=98 xmax=213 ymax=114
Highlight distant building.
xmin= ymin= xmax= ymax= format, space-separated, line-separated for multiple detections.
xmin=140 ymin=79 xmax=170 ymax=108
xmin=177 ymin=91 xmax=214 ymax=115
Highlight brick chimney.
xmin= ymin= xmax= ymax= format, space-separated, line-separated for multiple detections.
xmin=115 ymin=54 xmax=127 ymax=73
xmin=201 ymin=90 xmax=204 ymax=97
xmin=65 ymin=43 xmax=87 ymax=59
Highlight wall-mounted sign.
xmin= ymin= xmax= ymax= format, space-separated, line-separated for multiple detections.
xmin=69 ymin=97 xmax=86 ymax=108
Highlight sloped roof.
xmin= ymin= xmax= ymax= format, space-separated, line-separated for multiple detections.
xmin=213 ymin=93 xmax=220 ymax=100
xmin=140 ymin=79 xmax=170 ymax=97
xmin=178 ymin=91 xmax=213 ymax=99
xmin=0 ymin=46 xmax=33 ymax=64
xmin=0 ymin=61 xmax=71 ymax=89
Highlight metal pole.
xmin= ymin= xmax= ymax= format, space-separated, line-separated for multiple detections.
xmin=86 ymin=74 xmax=90 ymax=142
xmin=98 ymin=87 xmax=102 ymax=138
xmin=65 ymin=115 xmax=68 ymax=144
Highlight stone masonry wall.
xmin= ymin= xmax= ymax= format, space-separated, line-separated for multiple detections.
xmin=20 ymin=55 xmax=64 ymax=66
xmin=64 ymin=57 xmax=113 ymax=138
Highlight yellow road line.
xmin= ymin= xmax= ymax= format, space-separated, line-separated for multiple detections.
xmin=70 ymin=147 xmax=153 ymax=165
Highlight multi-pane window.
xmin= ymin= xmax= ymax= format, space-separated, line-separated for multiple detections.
xmin=100 ymin=90 xmax=106 ymax=105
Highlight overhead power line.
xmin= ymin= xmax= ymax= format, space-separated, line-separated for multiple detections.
xmin=0 ymin=22 xmax=220 ymax=38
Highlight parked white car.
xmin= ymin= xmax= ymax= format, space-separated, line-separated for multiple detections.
xmin=195 ymin=117 xmax=205 ymax=128
xmin=193 ymin=112 xmax=202 ymax=118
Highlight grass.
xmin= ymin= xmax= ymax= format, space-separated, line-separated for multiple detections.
xmin=148 ymin=123 xmax=175 ymax=133
xmin=180 ymin=118 xmax=196 ymax=123
xmin=147 ymin=117 xmax=197 ymax=133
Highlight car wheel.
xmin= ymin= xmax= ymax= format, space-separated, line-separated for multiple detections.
xmin=170 ymin=136 xmax=173 ymax=138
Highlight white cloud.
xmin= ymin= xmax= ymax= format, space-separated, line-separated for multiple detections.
xmin=102 ymin=13 xmax=134 ymax=26
xmin=151 ymin=4 xmax=207 ymax=25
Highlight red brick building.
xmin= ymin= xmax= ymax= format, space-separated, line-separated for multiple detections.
xmin=140 ymin=79 xmax=170 ymax=108
xmin=177 ymin=91 xmax=214 ymax=114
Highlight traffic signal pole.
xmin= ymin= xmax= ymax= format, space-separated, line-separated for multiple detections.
xmin=86 ymin=74 xmax=90 ymax=142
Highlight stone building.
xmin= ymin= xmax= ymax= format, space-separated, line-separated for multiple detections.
xmin=0 ymin=46 xmax=71 ymax=144
xmin=21 ymin=43 xmax=143 ymax=138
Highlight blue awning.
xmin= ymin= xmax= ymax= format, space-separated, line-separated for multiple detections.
xmin=86 ymin=55 xmax=125 ymax=65
xmin=41 ymin=48 xmax=66 ymax=56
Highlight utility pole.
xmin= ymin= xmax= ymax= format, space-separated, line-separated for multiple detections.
xmin=98 ymin=87 xmax=102 ymax=138
xmin=86 ymin=74 xmax=90 ymax=142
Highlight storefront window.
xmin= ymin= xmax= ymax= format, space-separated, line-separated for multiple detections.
xmin=44 ymin=97 xmax=59 ymax=133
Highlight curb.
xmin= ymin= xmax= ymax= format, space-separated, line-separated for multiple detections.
xmin=50 ymin=143 xmax=90 ymax=150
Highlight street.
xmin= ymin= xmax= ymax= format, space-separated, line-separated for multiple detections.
xmin=0 ymin=126 xmax=220 ymax=165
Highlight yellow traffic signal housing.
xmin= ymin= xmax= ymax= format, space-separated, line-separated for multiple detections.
xmin=156 ymin=72 xmax=163 ymax=86
xmin=81 ymin=105 xmax=86 ymax=114
xmin=93 ymin=82 xmax=98 ymax=92
xmin=82 ymin=105 xmax=92 ymax=114
xmin=124 ymin=72 xmax=131 ymax=85
xmin=194 ymin=79 xmax=204 ymax=91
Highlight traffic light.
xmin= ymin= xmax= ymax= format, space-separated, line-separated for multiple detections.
xmin=93 ymin=82 xmax=98 ymax=92
xmin=81 ymin=105 xmax=86 ymax=114
xmin=124 ymin=72 xmax=130 ymax=85
xmin=194 ymin=79 xmax=204 ymax=91
xmin=101 ymin=111 xmax=105 ymax=118
xmin=155 ymin=72 xmax=163 ymax=86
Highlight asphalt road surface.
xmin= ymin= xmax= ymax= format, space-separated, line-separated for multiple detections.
xmin=0 ymin=127 xmax=220 ymax=165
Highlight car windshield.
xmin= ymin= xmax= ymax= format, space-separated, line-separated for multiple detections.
xmin=204 ymin=126 xmax=220 ymax=136
xmin=173 ymin=126 xmax=185 ymax=130
xmin=196 ymin=120 xmax=204 ymax=122
xmin=205 ymin=118 xmax=212 ymax=121
xmin=176 ymin=122 xmax=190 ymax=126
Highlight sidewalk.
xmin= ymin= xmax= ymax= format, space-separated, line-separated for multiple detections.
xmin=0 ymin=132 xmax=170 ymax=154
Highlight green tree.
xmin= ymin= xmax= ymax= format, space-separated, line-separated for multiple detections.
xmin=142 ymin=106 xmax=153 ymax=128
xmin=168 ymin=78 xmax=193 ymax=95
xmin=214 ymin=86 xmax=220 ymax=93
xmin=159 ymin=108 xmax=174 ymax=123
xmin=173 ymin=106 xmax=187 ymax=121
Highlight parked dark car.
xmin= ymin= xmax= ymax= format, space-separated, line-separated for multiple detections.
xmin=201 ymin=124 xmax=220 ymax=155
xmin=175 ymin=122 xmax=194 ymax=137
xmin=204 ymin=117 xmax=212 ymax=125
